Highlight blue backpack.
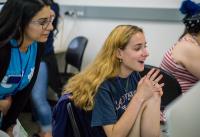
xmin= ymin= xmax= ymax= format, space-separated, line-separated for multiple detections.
xmin=52 ymin=94 xmax=106 ymax=137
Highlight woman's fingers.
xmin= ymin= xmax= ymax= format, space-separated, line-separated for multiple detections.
xmin=153 ymin=82 xmax=164 ymax=89
xmin=145 ymin=68 xmax=164 ymax=93
xmin=146 ymin=68 xmax=163 ymax=82
xmin=147 ymin=68 xmax=155 ymax=79
xmin=146 ymin=68 xmax=156 ymax=79
xmin=138 ymin=75 xmax=146 ymax=85
xmin=149 ymin=69 xmax=160 ymax=81
xmin=154 ymin=74 xmax=163 ymax=83
xmin=152 ymin=82 xmax=164 ymax=97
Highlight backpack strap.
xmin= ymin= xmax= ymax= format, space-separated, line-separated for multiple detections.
xmin=66 ymin=102 xmax=81 ymax=137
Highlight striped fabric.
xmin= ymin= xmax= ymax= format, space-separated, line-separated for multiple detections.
xmin=160 ymin=46 xmax=199 ymax=93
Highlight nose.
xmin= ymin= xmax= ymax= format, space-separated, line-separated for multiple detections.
xmin=48 ymin=22 xmax=54 ymax=31
xmin=46 ymin=22 xmax=54 ymax=31
xmin=142 ymin=48 xmax=149 ymax=57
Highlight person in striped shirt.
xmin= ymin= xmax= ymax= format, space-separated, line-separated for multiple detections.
xmin=160 ymin=0 xmax=200 ymax=93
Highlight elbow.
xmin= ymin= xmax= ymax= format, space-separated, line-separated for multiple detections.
xmin=108 ymin=128 xmax=127 ymax=137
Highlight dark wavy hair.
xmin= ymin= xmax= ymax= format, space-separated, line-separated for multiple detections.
xmin=0 ymin=0 xmax=52 ymax=47
xmin=180 ymin=0 xmax=200 ymax=36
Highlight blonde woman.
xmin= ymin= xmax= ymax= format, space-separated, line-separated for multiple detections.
xmin=54 ymin=25 xmax=164 ymax=137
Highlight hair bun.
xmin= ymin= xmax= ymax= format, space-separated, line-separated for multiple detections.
xmin=179 ymin=0 xmax=200 ymax=16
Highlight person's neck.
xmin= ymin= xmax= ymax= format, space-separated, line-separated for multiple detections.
xmin=19 ymin=39 xmax=33 ymax=53
xmin=119 ymin=67 xmax=133 ymax=78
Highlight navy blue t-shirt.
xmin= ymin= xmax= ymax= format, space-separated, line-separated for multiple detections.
xmin=91 ymin=72 xmax=140 ymax=127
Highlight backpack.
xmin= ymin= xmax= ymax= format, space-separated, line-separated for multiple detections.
xmin=52 ymin=94 xmax=105 ymax=137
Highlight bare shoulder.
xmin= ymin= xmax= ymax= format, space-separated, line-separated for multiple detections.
xmin=172 ymin=37 xmax=200 ymax=65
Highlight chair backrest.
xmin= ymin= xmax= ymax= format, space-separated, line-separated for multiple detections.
xmin=139 ymin=64 xmax=182 ymax=110
xmin=52 ymin=94 xmax=104 ymax=137
xmin=64 ymin=36 xmax=88 ymax=72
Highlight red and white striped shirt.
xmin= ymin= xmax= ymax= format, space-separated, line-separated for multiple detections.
xmin=160 ymin=45 xmax=199 ymax=93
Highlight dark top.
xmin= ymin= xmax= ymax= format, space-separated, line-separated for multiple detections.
xmin=91 ymin=72 xmax=140 ymax=127
xmin=0 ymin=42 xmax=44 ymax=130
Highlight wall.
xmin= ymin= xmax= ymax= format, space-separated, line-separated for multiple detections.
xmin=54 ymin=0 xmax=186 ymax=72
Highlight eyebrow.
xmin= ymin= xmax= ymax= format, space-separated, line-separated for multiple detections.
xmin=35 ymin=15 xmax=55 ymax=21
xmin=37 ymin=17 xmax=49 ymax=21
xmin=134 ymin=42 xmax=147 ymax=46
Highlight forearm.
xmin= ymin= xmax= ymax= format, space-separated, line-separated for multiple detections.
xmin=1 ymin=89 xmax=30 ymax=130
xmin=106 ymin=94 xmax=144 ymax=137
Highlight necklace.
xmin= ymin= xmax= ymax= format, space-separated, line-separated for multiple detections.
xmin=117 ymin=76 xmax=130 ymax=93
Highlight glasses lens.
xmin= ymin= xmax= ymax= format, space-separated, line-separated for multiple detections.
xmin=42 ymin=16 xmax=55 ymax=30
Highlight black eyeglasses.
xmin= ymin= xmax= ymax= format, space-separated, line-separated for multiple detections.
xmin=31 ymin=16 xmax=55 ymax=30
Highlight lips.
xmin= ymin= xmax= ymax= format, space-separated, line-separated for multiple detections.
xmin=138 ymin=61 xmax=144 ymax=64
xmin=42 ymin=34 xmax=49 ymax=37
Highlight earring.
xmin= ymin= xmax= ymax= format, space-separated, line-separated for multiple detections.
xmin=119 ymin=59 xmax=123 ymax=63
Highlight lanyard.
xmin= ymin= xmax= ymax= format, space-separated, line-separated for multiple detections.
xmin=12 ymin=48 xmax=31 ymax=94
xmin=18 ymin=48 xmax=31 ymax=77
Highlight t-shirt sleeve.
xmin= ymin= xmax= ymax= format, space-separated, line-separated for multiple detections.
xmin=91 ymin=85 xmax=117 ymax=127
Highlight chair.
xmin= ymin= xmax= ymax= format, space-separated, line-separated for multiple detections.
xmin=52 ymin=94 xmax=102 ymax=137
xmin=60 ymin=36 xmax=88 ymax=85
xmin=139 ymin=64 xmax=182 ymax=110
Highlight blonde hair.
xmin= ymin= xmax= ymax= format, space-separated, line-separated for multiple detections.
xmin=64 ymin=25 xmax=143 ymax=111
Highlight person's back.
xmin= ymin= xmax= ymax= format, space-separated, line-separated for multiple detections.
xmin=160 ymin=0 xmax=200 ymax=93
xmin=160 ymin=34 xmax=199 ymax=93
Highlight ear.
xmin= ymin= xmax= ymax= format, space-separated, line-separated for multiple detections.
xmin=116 ymin=48 xmax=123 ymax=59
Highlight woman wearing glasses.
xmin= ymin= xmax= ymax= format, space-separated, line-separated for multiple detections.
xmin=31 ymin=0 xmax=61 ymax=137
xmin=0 ymin=0 xmax=54 ymax=136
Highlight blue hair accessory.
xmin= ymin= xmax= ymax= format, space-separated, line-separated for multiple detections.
xmin=180 ymin=0 xmax=200 ymax=16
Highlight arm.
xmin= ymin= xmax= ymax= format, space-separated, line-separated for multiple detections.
xmin=103 ymin=94 xmax=144 ymax=137
xmin=181 ymin=45 xmax=200 ymax=79
xmin=1 ymin=44 xmax=44 ymax=131
xmin=174 ymin=40 xmax=200 ymax=79
xmin=1 ymin=88 xmax=31 ymax=131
